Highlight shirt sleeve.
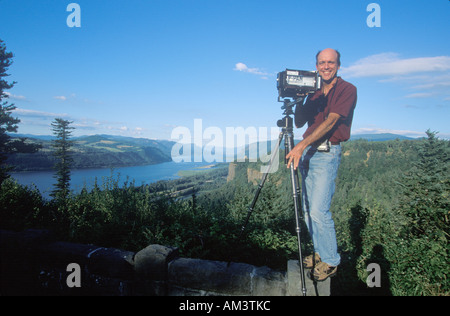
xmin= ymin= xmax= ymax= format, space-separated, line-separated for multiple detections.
xmin=329 ymin=82 xmax=357 ymax=119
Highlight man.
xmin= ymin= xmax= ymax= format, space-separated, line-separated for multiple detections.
xmin=286 ymin=48 xmax=357 ymax=281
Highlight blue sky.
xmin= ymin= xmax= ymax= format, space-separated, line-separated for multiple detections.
xmin=1 ymin=0 xmax=449 ymax=141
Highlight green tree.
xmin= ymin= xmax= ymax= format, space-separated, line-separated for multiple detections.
xmin=51 ymin=118 xmax=75 ymax=200
xmin=403 ymin=130 xmax=449 ymax=237
xmin=393 ymin=130 xmax=449 ymax=295
xmin=0 ymin=39 xmax=40 ymax=185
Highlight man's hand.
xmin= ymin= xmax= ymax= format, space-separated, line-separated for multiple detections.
xmin=286 ymin=142 xmax=306 ymax=170
xmin=286 ymin=113 xmax=341 ymax=170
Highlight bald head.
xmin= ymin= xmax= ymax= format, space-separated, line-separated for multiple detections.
xmin=315 ymin=48 xmax=341 ymax=84
xmin=316 ymin=49 xmax=341 ymax=67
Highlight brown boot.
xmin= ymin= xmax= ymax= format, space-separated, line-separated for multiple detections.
xmin=309 ymin=262 xmax=337 ymax=282
xmin=303 ymin=253 xmax=321 ymax=269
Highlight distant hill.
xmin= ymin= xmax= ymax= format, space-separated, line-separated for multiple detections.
xmin=6 ymin=134 xmax=176 ymax=172
xmin=349 ymin=133 xmax=416 ymax=141
xmin=239 ymin=133 xmax=417 ymax=155
xmin=6 ymin=132 xmax=420 ymax=172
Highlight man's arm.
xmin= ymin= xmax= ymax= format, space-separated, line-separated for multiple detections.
xmin=286 ymin=112 xmax=341 ymax=169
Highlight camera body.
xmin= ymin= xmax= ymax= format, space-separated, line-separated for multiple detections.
xmin=277 ymin=69 xmax=322 ymax=99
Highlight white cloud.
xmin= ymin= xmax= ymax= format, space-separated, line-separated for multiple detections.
xmin=3 ymin=92 xmax=28 ymax=101
xmin=53 ymin=93 xmax=78 ymax=101
xmin=340 ymin=53 xmax=450 ymax=78
xmin=12 ymin=107 xmax=153 ymax=138
xmin=234 ymin=62 xmax=248 ymax=71
xmin=13 ymin=108 xmax=69 ymax=119
xmin=234 ymin=62 xmax=268 ymax=77
xmin=412 ymin=80 xmax=450 ymax=90
xmin=341 ymin=53 xmax=450 ymax=101
xmin=404 ymin=92 xmax=433 ymax=99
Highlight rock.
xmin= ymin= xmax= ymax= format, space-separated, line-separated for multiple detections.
xmin=133 ymin=244 xmax=179 ymax=280
xmin=227 ymin=163 xmax=237 ymax=182
xmin=88 ymin=247 xmax=135 ymax=279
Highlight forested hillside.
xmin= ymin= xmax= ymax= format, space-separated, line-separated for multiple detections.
xmin=5 ymin=134 xmax=174 ymax=171
xmin=1 ymin=133 xmax=448 ymax=296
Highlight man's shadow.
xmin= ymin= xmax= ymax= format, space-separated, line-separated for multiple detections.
xmin=330 ymin=204 xmax=392 ymax=295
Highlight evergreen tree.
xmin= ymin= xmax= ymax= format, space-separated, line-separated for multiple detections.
xmin=51 ymin=118 xmax=75 ymax=200
xmin=394 ymin=130 xmax=449 ymax=295
xmin=404 ymin=130 xmax=449 ymax=236
xmin=0 ymin=39 xmax=40 ymax=185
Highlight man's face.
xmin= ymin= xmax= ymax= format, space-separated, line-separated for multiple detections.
xmin=316 ymin=49 xmax=340 ymax=83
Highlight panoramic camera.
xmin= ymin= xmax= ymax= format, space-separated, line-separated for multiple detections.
xmin=277 ymin=69 xmax=322 ymax=100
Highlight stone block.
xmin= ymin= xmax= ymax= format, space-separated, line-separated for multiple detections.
xmin=88 ymin=247 xmax=135 ymax=279
xmin=287 ymin=260 xmax=330 ymax=296
xmin=168 ymin=258 xmax=255 ymax=295
xmin=251 ymin=266 xmax=286 ymax=296
xmin=134 ymin=244 xmax=179 ymax=280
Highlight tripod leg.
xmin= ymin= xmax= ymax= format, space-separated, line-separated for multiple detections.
xmin=286 ymin=132 xmax=307 ymax=296
xmin=238 ymin=131 xmax=284 ymax=239
xmin=227 ymin=131 xmax=284 ymax=268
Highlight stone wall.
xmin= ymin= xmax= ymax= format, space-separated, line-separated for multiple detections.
xmin=0 ymin=229 xmax=329 ymax=296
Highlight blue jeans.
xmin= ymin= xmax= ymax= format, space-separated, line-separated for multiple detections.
xmin=300 ymin=144 xmax=341 ymax=267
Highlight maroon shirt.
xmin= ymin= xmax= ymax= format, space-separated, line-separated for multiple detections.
xmin=295 ymin=77 xmax=357 ymax=144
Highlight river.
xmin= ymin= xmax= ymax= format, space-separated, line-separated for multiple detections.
xmin=10 ymin=160 xmax=216 ymax=199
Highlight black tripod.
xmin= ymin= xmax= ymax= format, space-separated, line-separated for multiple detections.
xmin=237 ymin=97 xmax=308 ymax=296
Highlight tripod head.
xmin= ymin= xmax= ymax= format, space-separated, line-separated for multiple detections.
xmin=277 ymin=96 xmax=305 ymax=130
